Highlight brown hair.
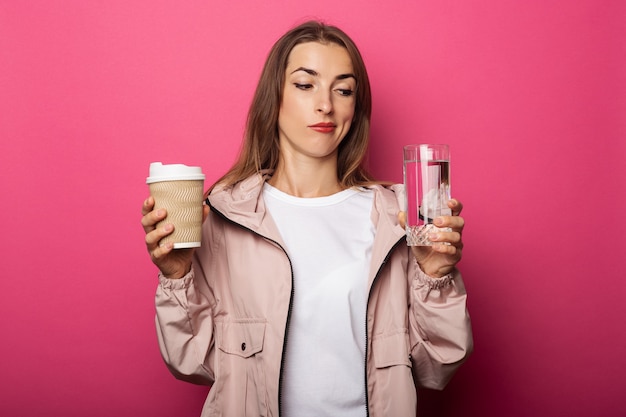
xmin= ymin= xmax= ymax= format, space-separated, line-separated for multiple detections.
xmin=212 ymin=21 xmax=376 ymax=191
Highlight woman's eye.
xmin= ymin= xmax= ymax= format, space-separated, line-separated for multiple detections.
xmin=336 ymin=89 xmax=354 ymax=97
xmin=294 ymin=83 xmax=313 ymax=90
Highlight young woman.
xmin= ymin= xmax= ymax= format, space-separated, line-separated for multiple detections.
xmin=141 ymin=21 xmax=472 ymax=417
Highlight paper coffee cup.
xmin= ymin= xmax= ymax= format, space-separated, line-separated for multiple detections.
xmin=146 ymin=162 xmax=205 ymax=249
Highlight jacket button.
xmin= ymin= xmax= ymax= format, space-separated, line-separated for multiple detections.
xmin=241 ymin=342 xmax=246 ymax=351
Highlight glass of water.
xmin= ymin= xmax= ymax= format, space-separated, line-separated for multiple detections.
xmin=403 ymin=144 xmax=451 ymax=246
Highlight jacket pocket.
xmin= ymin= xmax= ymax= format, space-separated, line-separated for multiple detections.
xmin=213 ymin=319 xmax=268 ymax=417
xmin=372 ymin=329 xmax=411 ymax=368
xmin=217 ymin=319 xmax=266 ymax=358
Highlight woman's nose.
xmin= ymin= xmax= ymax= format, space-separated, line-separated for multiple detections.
xmin=316 ymin=92 xmax=333 ymax=114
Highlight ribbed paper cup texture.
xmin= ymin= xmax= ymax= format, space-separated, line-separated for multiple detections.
xmin=149 ymin=180 xmax=204 ymax=248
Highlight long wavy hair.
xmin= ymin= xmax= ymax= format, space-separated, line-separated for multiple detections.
xmin=212 ymin=21 xmax=376 ymax=191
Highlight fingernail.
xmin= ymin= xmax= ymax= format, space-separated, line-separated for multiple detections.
xmin=164 ymin=224 xmax=173 ymax=232
xmin=434 ymin=218 xmax=444 ymax=226
xmin=156 ymin=209 xmax=165 ymax=217
xmin=429 ymin=233 xmax=439 ymax=241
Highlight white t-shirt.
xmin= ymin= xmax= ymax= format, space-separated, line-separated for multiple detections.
xmin=263 ymin=183 xmax=375 ymax=417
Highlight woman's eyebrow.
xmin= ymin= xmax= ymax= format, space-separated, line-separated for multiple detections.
xmin=336 ymin=73 xmax=356 ymax=81
xmin=291 ymin=67 xmax=356 ymax=81
xmin=291 ymin=67 xmax=318 ymax=76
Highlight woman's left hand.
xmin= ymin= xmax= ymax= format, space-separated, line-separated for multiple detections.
xmin=398 ymin=199 xmax=464 ymax=278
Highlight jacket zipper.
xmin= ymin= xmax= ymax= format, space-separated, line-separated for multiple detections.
xmin=206 ymin=199 xmax=295 ymax=417
xmin=363 ymin=237 xmax=405 ymax=417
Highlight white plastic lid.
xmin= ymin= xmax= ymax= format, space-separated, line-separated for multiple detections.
xmin=146 ymin=162 xmax=205 ymax=183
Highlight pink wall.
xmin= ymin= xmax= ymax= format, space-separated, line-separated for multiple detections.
xmin=1 ymin=1 xmax=624 ymax=416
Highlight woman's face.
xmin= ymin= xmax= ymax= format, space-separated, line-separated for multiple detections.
xmin=277 ymin=41 xmax=356 ymax=163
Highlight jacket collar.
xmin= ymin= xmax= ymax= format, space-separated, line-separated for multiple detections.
xmin=208 ymin=173 xmax=407 ymax=270
xmin=367 ymin=184 xmax=407 ymax=288
xmin=207 ymin=171 xmax=284 ymax=243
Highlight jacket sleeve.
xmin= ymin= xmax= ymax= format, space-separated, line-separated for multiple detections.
xmin=408 ymin=260 xmax=473 ymax=390
xmin=155 ymin=264 xmax=216 ymax=385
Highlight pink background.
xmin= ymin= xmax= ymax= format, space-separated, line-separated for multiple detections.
xmin=1 ymin=1 xmax=625 ymax=416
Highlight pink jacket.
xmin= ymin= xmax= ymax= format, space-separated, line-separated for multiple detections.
xmin=155 ymin=173 xmax=473 ymax=417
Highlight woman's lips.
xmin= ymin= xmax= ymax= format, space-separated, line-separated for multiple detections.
xmin=309 ymin=122 xmax=336 ymax=133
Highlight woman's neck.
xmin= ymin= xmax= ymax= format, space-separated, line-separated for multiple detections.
xmin=268 ymin=157 xmax=343 ymax=198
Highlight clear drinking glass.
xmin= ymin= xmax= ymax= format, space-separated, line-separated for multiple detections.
xmin=403 ymin=144 xmax=451 ymax=246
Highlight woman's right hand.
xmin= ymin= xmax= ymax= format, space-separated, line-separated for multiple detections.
xmin=141 ymin=196 xmax=208 ymax=279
